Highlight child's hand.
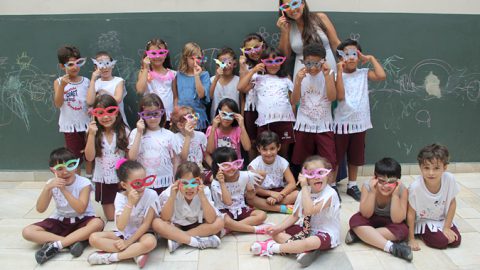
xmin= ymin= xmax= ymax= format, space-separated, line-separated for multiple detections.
xmin=170 ymin=180 xmax=179 ymax=196
xmin=266 ymin=196 xmax=277 ymax=205
xmin=358 ymin=51 xmax=373 ymax=65
xmin=212 ymin=115 xmax=221 ymax=128
xmin=296 ymin=67 xmax=307 ymax=82
xmin=142 ymin=56 xmax=151 ymax=69
xmin=127 ymin=189 xmax=140 ymax=206
xmin=197 ymin=180 xmax=206 ymax=197
xmin=297 ymin=173 xmax=308 ymax=187
xmin=216 ymin=67 xmax=224 ymax=77
xmin=337 ymin=61 xmax=345 ymax=71
xmin=266 ymin=225 xmax=281 ymax=236
xmin=60 ymin=74 xmax=71 ymax=86
xmin=47 ymin=177 xmax=66 ymax=190
xmin=91 ymin=69 xmax=101 ymax=80
xmin=216 ymin=170 xmax=225 ymax=184
xmin=252 ymin=63 xmax=265 ymax=74
xmin=393 ymin=181 xmax=402 ymax=197
xmin=234 ymin=113 xmax=245 ymax=127
xmin=185 ymin=121 xmax=195 ymax=137
xmin=193 ymin=63 xmax=202 ymax=76
xmin=114 ymin=239 xmax=128 ymax=251
xmin=276 ymin=14 xmax=290 ymax=32
xmin=88 ymin=120 xmax=98 ymax=136
xmin=249 ymin=171 xmax=264 ymax=186
xmin=369 ymin=177 xmax=378 ymax=192
xmin=271 ymin=192 xmax=284 ymax=203
xmin=322 ymin=62 xmax=332 ymax=76
xmin=239 ymin=55 xmax=247 ymax=66
xmin=442 ymin=227 xmax=458 ymax=243
xmin=136 ymin=118 xmax=145 ymax=133
xmin=408 ymin=239 xmax=420 ymax=251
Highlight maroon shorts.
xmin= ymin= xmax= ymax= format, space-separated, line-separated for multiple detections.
xmin=285 ymin=225 xmax=332 ymax=251
xmin=220 ymin=207 xmax=254 ymax=221
xmin=95 ymin=182 xmax=120 ymax=205
xmin=64 ymin=132 xmax=86 ymax=163
xmin=178 ymin=222 xmax=200 ymax=231
xmin=257 ymin=122 xmax=295 ymax=144
xmin=420 ymin=225 xmax=461 ymax=249
xmin=334 ymin=131 xmax=366 ymax=166
xmin=33 ymin=216 xmax=98 ymax=237
xmin=257 ymin=187 xmax=284 ymax=199
xmin=244 ymin=110 xmax=258 ymax=140
xmin=152 ymin=186 xmax=168 ymax=196
xmin=349 ymin=212 xmax=408 ymax=241
xmin=292 ymin=131 xmax=337 ymax=168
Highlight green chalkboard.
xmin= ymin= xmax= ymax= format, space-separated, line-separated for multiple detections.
xmin=0 ymin=12 xmax=479 ymax=169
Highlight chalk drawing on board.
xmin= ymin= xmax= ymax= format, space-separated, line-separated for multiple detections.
xmin=94 ymin=31 xmax=121 ymax=55
xmin=415 ymin=109 xmax=431 ymax=128
xmin=350 ymin=33 xmax=360 ymax=41
xmin=257 ymin=26 xmax=280 ymax=48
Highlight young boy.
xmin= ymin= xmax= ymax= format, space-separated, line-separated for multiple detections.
xmin=408 ymin=144 xmax=461 ymax=250
xmin=333 ymin=39 xmax=387 ymax=201
xmin=53 ymin=45 xmax=92 ymax=177
xmin=22 ymin=147 xmax=104 ymax=264
xmin=346 ymin=158 xmax=412 ymax=261
xmin=247 ymin=131 xmax=298 ymax=214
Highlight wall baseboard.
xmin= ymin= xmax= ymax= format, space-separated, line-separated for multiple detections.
xmin=0 ymin=162 xmax=479 ymax=182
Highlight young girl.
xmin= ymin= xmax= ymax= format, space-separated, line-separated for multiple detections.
xmin=210 ymin=47 xmax=240 ymax=121
xmin=206 ymin=98 xmax=251 ymax=160
xmin=237 ymin=33 xmax=267 ymax=160
xmin=85 ymin=95 xmax=129 ymax=221
xmin=250 ymin=156 xmax=340 ymax=268
xmin=87 ymin=51 xmax=129 ymax=126
xmin=173 ymin=42 xmax=211 ymax=131
xmin=88 ymin=159 xmax=158 ymax=268
xmin=238 ymin=47 xmax=295 ymax=158
xmin=128 ymin=93 xmax=176 ymax=195
xmin=136 ymin=38 xmax=176 ymax=126
xmin=247 ymin=131 xmax=298 ymax=214
xmin=346 ymin=158 xmax=412 ymax=262
xmin=210 ymin=147 xmax=270 ymax=237
xmin=152 ymin=162 xmax=223 ymax=253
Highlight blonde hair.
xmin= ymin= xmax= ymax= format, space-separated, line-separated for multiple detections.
xmin=170 ymin=106 xmax=195 ymax=133
xmin=178 ymin=42 xmax=202 ymax=74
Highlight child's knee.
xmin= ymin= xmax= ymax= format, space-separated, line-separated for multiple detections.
xmin=88 ymin=232 xmax=101 ymax=246
xmin=152 ymin=218 xmax=167 ymax=232
xmin=423 ymin=234 xmax=449 ymax=249
xmin=89 ymin=218 xmax=105 ymax=231
xmin=142 ymin=235 xmax=157 ymax=251
xmin=212 ymin=217 xmax=225 ymax=231
xmin=257 ymin=210 xmax=267 ymax=221
xmin=22 ymin=226 xmax=35 ymax=241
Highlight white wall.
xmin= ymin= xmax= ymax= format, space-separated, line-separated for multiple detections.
xmin=1 ymin=0 xmax=479 ymax=15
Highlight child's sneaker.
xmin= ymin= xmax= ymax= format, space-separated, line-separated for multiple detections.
xmin=280 ymin=205 xmax=294 ymax=215
xmin=69 ymin=240 xmax=88 ymax=257
xmin=87 ymin=251 xmax=113 ymax=265
xmin=197 ymin=235 xmax=221 ymax=249
xmin=346 ymin=185 xmax=361 ymax=201
xmin=390 ymin=243 xmax=413 ymax=262
xmin=133 ymin=254 xmax=149 ymax=268
xmin=345 ymin=230 xmax=360 ymax=245
xmin=168 ymin=239 xmax=181 ymax=253
xmin=296 ymin=250 xmax=320 ymax=267
xmin=250 ymin=239 xmax=275 ymax=257
xmin=35 ymin=242 xmax=59 ymax=264
xmin=255 ymin=222 xmax=275 ymax=234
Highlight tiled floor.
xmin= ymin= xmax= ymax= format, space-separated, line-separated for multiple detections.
xmin=1 ymin=173 xmax=480 ymax=269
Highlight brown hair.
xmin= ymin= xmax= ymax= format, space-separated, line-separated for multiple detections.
xmin=417 ymin=143 xmax=450 ymax=166
xmin=302 ymin=155 xmax=332 ymax=170
xmin=57 ymin=45 xmax=81 ymax=64
xmin=175 ymin=161 xmax=201 ymax=179
xmin=144 ymin=38 xmax=173 ymax=69
xmin=170 ymin=106 xmax=195 ymax=133
xmin=138 ymin=93 xmax=167 ymax=133
xmin=178 ymin=42 xmax=202 ymax=74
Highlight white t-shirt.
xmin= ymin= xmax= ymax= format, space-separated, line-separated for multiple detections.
xmin=128 ymin=128 xmax=175 ymax=188
xmin=333 ymin=68 xmax=372 ymax=134
xmin=293 ymin=185 xmax=341 ymax=248
xmin=209 ymin=75 xmax=240 ymax=121
xmin=49 ymin=175 xmax=96 ymax=222
xmin=211 ymin=171 xmax=255 ymax=219
xmin=92 ymin=131 xmax=127 ymax=184
xmin=244 ymin=67 xmax=257 ymax=111
xmin=294 ymin=73 xmax=333 ymax=133
xmin=248 ymin=155 xmax=289 ymax=189
xmin=253 ymin=74 xmax=295 ymax=126
xmin=157 ymin=186 xmax=220 ymax=226
xmin=146 ymin=69 xmax=176 ymax=121
xmin=172 ymin=131 xmax=207 ymax=166
xmin=408 ymin=172 xmax=460 ymax=234
xmin=57 ymin=77 xmax=91 ymax=133
xmin=94 ymin=76 xmax=129 ymax=126
xmin=114 ymin=188 xmax=159 ymax=240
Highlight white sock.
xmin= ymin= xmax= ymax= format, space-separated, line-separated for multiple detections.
xmin=109 ymin=253 xmax=119 ymax=262
xmin=347 ymin=181 xmax=357 ymax=188
xmin=383 ymin=240 xmax=393 ymax=253
xmin=188 ymin=237 xmax=199 ymax=248
xmin=53 ymin=241 xmax=63 ymax=249
xmin=270 ymin=243 xmax=281 ymax=254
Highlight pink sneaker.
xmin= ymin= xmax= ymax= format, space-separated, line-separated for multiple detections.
xmin=134 ymin=253 xmax=149 ymax=268
xmin=255 ymin=223 xmax=275 ymax=234
xmin=250 ymin=239 xmax=275 ymax=257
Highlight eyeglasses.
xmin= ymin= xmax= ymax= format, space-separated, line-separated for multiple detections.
xmin=301 ymin=168 xmax=331 ymax=179
xmin=146 ymin=49 xmax=169 ymax=59
xmin=64 ymin=58 xmax=86 ymax=68
xmin=191 ymin=56 xmax=207 ymax=65
xmin=179 ymin=178 xmax=201 ymax=190
xmin=130 ymin=175 xmax=156 ymax=189
xmin=218 ymin=159 xmax=244 ymax=171
xmin=214 ymin=58 xmax=233 ymax=69
xmin=91 ymin=106 xmax=119 ymax=118
xmin=300 ymin=59 xmax=325 ymax=69
xmin=337 ymin=48 xmax=358 ymax=61
xmin=377 ymin=177 xmax=399 ymax=187
xmin=138 ymin=109 xmax=164 ymax=120
xmin=279 ymin=0 xmax=302 ymax=11
xmin=51 ymin=158 xmax=80 ymax=172
xmin=92 ymin=58 xmax=117 ymax=69
xmin=219 ymin=110 xmax=235 ymax=121
xmin=184 ymin=113 xmax=199 ymax=122
xmin=240 ymin=43 xmax=263 ymax=55
xmin=261 ymin=56 xmax=287 ymax=66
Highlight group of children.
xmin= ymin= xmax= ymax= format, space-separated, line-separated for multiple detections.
xmin=20 ymin=27 xmax=462 ymax=267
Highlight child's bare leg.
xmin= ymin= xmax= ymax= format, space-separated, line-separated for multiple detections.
xmin=102 ymin=203 xmax=115 ymax=221
xmin=186 ymin=217 xmax=223 ymax=236
xmin=117 ymin=234 xmax=156 ymax=260
xmin=85 ymin=160 xmax=94 ymax=176
xmin=89 ymin=231 xmax=123 ymax=252
xmin=60 ymin=218 xmax=104 ymax=247
xmin=278 ymin=236 xmax=321 ymax=254
xmin=152 ymin=219 xmax=192 ymax=245
xmin=348 ymin=164 xmax=358 ymax=182
xmin=272 ymin=232 xmax=292 ymax=244
xmin=250 ymin=196 xmax=282 ymax=212
xmin=22 ymin=225 xmax=64 ymax=244
xmin=225 ymin=210 xmax=267 ymax=233
xmin=352 ymin=226 xmax=396 ymax=250
xmin=279 ymin=191 xmax=298 ymax=205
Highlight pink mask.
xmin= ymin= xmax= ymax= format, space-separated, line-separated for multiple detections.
xmin=302 ymin=168 xmax=331 ymax=179
xmin=261 ymin=56 xmax=286 ymax=66
xmin=146 ymin=49 xmax=169 ymax=58
xmin=218 ymin=159 xmax=244 ymax=171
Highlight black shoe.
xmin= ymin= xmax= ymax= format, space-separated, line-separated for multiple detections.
xmin=390 ymin=243 xmax=413 ymax=262
xmin=346 ymin=185 xmax=361 ymax=201
xmin=35 ymin=242 xmax=59 ymax=264
xmin=296 ymin=250 xmax=320 ymax=267
xmin=70 ymin=240 xmax=88 ymax=257
xmin=331 ymin=185 xmax=342 ymax=203
xmin=345 ymin=230 xmax=360 ymax=245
